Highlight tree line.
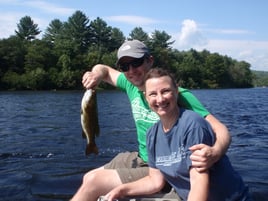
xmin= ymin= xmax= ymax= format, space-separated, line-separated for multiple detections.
xmin=0 ymin=10 xmax=254 ymax=90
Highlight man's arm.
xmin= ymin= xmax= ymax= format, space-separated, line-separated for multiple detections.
xmin=189 ymin=114 xmax=231 ymax=172
xmin=82 ymin=64 xmax=121 ymax=89
xmin=178 ymin=88 xmax=231 ymax=172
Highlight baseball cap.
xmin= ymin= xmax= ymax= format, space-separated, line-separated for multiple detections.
xmin=117 ymin=40 xmax=150 ymax=64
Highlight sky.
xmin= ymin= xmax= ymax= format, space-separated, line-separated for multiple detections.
xmin=0 ymin=0 xmax=267 ymax=72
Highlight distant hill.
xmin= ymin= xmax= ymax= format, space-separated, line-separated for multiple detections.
xmin=252 ymin=70 xmax=268 ymax=87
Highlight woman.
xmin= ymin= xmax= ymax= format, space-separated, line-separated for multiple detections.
xmin=105 ymin=68 xmax=252 ymax=201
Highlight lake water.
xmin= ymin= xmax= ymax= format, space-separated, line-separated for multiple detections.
xmin=0 ymin=88 xmax=267 ymax=201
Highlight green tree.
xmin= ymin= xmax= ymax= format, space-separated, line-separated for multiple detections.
xmin=176 ymin=50 xmax=203 ymax=88
xmin=22 ymin=67 xmax=49 ymax=90
xmin=230 ymin=61 xmax=253 ymax=88
xmin=2 ymin=71 xmax=23 ymax=90
xmin=203 ymin=53 xmax=229 ymax=88
xmin=149 ymin=30 xmax=174 ymax=49
xmin=15 ymin=16 xmax=41 ymax=41
xmin=43 ymin=19 xmax=64 ymax=44
xmin=1 ymin=12 xmax=255 ymax=90
xmin=85 ymin=26 xmax=124 ymax=68
xmin=53 ymin=11 xmax=91 ymax=72
xmin=129 ymin=27 xmax=149 ymax=43
xmin=252 ymin=71 xmax=268 ymax=86
xmin=24 ymin=39 xmax=55 ymax=72
xmin=148 ymin=30 xmax=174 ymax=72
xmin=54 ymin=54 xmax=80 ymax=89
xmin=89 ymin=17 xmax=112 ymax=53
xmin=87 ymin=17 xmax=117 ymax=65
xmin=65 ymin=11 xmax=91 ymax=53
xmin=109 ymin=27 xmax=125 ymax=51
xmin=0 ymin=36 xmax=26 ymax=74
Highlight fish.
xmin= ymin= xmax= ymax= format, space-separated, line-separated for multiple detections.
xmin=81 ymin=89 xmax=100 ymax=155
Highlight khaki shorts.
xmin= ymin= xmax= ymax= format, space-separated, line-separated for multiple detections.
xmin=104 ymin=152 xmax=149 ymax=183
xmin=104 ymin=151 xmax=181 ymax=200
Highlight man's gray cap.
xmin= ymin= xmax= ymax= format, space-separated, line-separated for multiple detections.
xmin=117 ymin=40 xmax=149 ymax=64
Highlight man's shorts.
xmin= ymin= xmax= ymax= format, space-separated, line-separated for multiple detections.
xmin=104 ymin=151 xmax=181 ymax=200
xmin=104 ymin=151 xmax=149 ymax=183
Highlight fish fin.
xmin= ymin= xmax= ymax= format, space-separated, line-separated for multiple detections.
xmin=95 ymin=124 xmax=100 ymax=137
xmin=85 ymin=143 xmax=99 ymax=155
xmin=82 ymin=130 xmax=86 ymax=139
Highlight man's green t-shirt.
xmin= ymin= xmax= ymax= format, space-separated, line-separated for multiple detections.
xmin=116 ymin=73 xmax=210 ymax=162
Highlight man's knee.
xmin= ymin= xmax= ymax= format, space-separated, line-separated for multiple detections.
xmin=83 ymin=170 xmax=100 ymax=185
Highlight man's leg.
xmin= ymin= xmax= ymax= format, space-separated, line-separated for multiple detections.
xmin=71 ymin=152 xmax=149 ymax=201
xmin=71 ymin=166 xmax=122 ymax=201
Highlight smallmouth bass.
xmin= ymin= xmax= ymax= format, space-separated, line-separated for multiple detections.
xmin=81 ymin=89 xmax=100 ymax=155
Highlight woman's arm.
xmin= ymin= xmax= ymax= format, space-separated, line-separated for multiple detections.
xmin=187 ymin=167 xmax=209 ymax=201
xmin=106 ymin=167 xmax=165 ymax=201
xmin=189 ymin=114 xmax=231 ymax=172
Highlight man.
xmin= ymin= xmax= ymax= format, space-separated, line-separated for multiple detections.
xmin=71 ymin=40 xmax=231 ymax=201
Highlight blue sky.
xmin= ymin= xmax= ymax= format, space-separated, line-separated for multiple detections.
xmin=0 ymin=0 xmax=267 ymax=71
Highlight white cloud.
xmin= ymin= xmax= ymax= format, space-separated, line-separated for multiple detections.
xmin=0 ymin=12 xmax=53 ymax=39
xmin=0 ymin=1 xmax=75 ymax=39
xmin=173 ymin=19 xmax=208 ymax=49
xmin=206 ymin=28 xmax=253 ymax=35
xmin=24 ymin=0 xmax=75 ymax=16
xmin=200 ymin=39 xmax=268 ymax=71
xmin=0 ymin=0 xmax=74 ymax=15
xmin=171 ymin=19 xmax=268 ymax=71
xmin=0 ymin=0 xmax=19 ymax=4
xmin=0 ymin=12 xmax=23 ymax=38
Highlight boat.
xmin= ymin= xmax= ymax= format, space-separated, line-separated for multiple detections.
xmin=98 ymin=188 xmax=181 ymax=201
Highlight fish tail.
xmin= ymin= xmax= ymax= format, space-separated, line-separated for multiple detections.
xmin=85 ymin=142 xmax=98 ymax=155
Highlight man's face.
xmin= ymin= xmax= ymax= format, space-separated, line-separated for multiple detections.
xmin=118 ymin=56 xmax=153 ymax=89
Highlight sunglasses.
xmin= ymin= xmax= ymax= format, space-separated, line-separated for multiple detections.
xmin=118 ymin=57 xmax=146 ymax=72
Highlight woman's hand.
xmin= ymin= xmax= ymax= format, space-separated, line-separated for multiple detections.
xmin=105 ymin=186 xmax=124 ymax=201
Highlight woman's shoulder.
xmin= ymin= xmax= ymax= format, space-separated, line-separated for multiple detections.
xmin=180 ymin=109 xmax=207 ymax=125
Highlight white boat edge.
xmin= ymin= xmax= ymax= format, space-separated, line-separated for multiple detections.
xmin=98 ymin=189 xmax=182 ymax=201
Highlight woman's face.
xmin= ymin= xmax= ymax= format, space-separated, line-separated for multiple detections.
xmin=145 ymin=75 xmax=178 ymax=118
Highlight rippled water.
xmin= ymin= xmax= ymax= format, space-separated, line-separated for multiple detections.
xmin=0 ymin=88 xmax=267 ymax=201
